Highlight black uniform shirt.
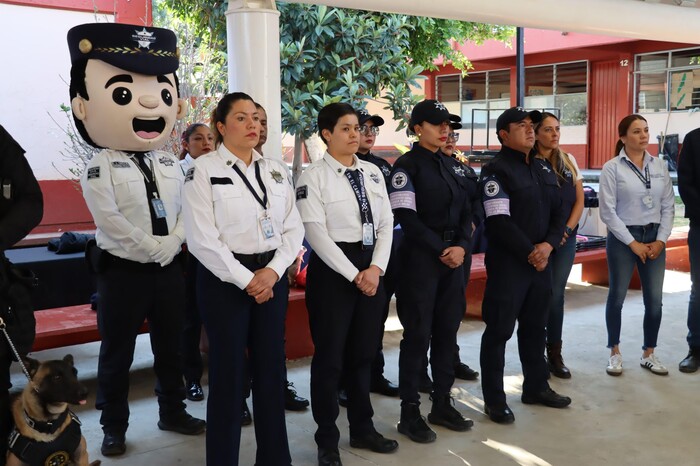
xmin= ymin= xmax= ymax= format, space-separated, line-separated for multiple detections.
xmin=678 ymin=127 xmax=700 ymax=223
xmin=447 ymin=152 xmax=484 ymax=228
xmin=479 ymin=145 xmax=565 ymax=264
xmin=0 ymin=125 xmax=43 ymax=252
xmin=388 ymin=144 xmax=471 ymax=256
xmin=356 ymin=151 xmax=393 ymax=187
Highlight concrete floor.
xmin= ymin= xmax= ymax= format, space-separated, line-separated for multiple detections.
xmin=10 ymin=266 xmax=700 ymax=466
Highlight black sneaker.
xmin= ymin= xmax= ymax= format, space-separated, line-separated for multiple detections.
xmin=679 ymin=347 xmax=700 ymax=373
xmin=397 ymin=403 xmax=436 ymax=443
xmin=453 ymin=362 xmax=479 ymax=381
xmin=370 ymin=376 xmax=399 ymax=397
xmin=427 ymin=394 xmax=473 ymax=431
xmin=285 ymin=381 xmax=309 ymax=411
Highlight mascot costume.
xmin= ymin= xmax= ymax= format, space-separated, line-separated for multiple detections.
xmin=67 ymin=23 xmax=205 ymax=457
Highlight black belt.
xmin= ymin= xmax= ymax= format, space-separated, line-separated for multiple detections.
xmin=627 ymin=223 xmax=659 ymax=229
xmin=107 ymin=251 xmax=182 ymax=271
xmin=233 ymin=250 xmax=276 ymax=267
xmin=334 ymin=241 xmax=363 ymax=254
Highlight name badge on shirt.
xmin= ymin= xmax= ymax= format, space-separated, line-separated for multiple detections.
xmin=152 ymin=198 xmax=167 ymax=218
xmin=260 ymin=215 xmax=275 ymax=239
xmin=362 ymin=222 xmax=375 ymax=248
xmin=643 ymin=194 xmax=654 ymax=209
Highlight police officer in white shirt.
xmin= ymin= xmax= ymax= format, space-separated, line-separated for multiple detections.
xmin=296 ymin=103 xmax=398 ymax=466
xmin=69 ymin=22 xmax=205 ymax=456
xmin=182 ymin=92 xmax=304 ymax=466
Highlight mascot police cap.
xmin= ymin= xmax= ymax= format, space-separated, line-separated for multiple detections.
xmin=67 ymin=23 xmax=179 ymax=75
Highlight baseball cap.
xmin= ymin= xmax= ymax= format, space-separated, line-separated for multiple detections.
xmin=496 ymin=107 xmax=542 ymax=133
xmin=357 ymin=109 xmax=385 ymax=127
xmin=409 ymin=100 xmax=461 ymax=130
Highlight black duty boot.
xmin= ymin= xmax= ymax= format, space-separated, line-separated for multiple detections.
xmin=427 ymin=394 xmax=473 ymax=431
xmin=397 ymin=403 xmax=436 ymax=443
xmin=679 ymin=347 xmax=700 ymax=373
xmin=546 ymin=341 xmax=572 ymax=379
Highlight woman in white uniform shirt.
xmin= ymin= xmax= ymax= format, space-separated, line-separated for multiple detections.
xmin=182 ymin=92 xmax=304 ymax=466
xmin=599 ymin=114 xmax=675 ymax=377
xmin=296 ymin=103 xmax=398 ymax=466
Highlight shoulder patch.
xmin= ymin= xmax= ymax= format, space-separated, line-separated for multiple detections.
xmin=484 ymin=180 xmax=500 ymax=197
xmin=111 ymin=161 xmax=130 ymax=168
xmin=391 ymin=171 xmax=409 ymax=190
xmin=87 ymin=166 xmax=100 ymax=180
xmin=184 ymin=167 xmax=195 ymax=183
xmin=481 ymin=174 xmax=510 ymax=217
xmin=296 ymin=185 xmax=308 ymax=200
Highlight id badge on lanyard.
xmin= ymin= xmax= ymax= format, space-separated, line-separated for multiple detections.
xmin=151 ymin=195 xmax=167 ymax=218
xmin=362 ymin=222 xmax=374 ymax=247
xmin=260 ymin=214 xmax=275 ymax=239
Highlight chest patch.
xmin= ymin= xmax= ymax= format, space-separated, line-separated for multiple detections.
xmin=381 ymin=165 xmax=391 ymax=176
xmin=111 ymin=161 xmax=130 ymax=168
xmin=452 ymin=165 xmax=466 ymax=177
xmin=370 ymin=173 xmax=381 ymax=184
xmin=158 ymin=156 xmax=175 ymax=167
xmin=270 ymin=170 xmax=284 ymax=184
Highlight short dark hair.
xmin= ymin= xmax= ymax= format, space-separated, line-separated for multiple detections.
xmin=211 ymin=92 xmax=256 ymax=146
xmin=317 ymin=103 xmax=356 ymax=145
xmin=179 ymin=123 xmax=210 ymax=159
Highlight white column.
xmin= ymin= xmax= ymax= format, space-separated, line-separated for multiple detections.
xmin=226 ymin=0 xmax=282 ymax=161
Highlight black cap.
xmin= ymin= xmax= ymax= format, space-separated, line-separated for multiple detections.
xmin=410 ymin=100 xmax=460 ymax=130
xmin=67 ymin=23 xmax=179 ymax=75
xmin=357 ymin=109 xmax=385 ymax=127
xmin=496 ymin=107 xmax=542 ymax=133
xmin=450 ymin=122 xmax=463 ymax=130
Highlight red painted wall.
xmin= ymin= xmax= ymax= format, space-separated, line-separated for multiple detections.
xmin=33 ymin=180 xmax=94 ymax=234
xmin=2 ymin=0 xmax=152 ymax=25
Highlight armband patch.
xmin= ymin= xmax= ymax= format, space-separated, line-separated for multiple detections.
xmin=87 ymin=167 xmax=100 ymax=180
xmin=184 ymin=167 xmax=195 ymax=183
xmin=296 ymin=185 xmax=308 ymax=200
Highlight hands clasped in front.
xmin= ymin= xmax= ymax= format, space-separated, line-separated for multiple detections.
xmin=354 ymin=265 xmax=381 ymax=297
xmin=629 ymin=240 xmax=665 ymax=264
xmin=440 ymin=246 xmax=465 ymax=269
xmin=246 ymin=267 xmax=279 ymax=304
xmin=528 ymin=242 xmax=554 ymax=272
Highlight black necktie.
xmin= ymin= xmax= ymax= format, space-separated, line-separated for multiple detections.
xmin=134 ymin=153 xmax=168 ymax=236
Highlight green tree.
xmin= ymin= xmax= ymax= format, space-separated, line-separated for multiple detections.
xmin=166 ymin=1 xmax=513 ymax=178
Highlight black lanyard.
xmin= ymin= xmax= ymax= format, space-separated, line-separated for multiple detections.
xmin=623 ymin=159 xmax=651 ymax=189
xmin=232 ymin=160 xmax=268 ymax=210
xmin=345 ymin=169 xmax=373 ymax=225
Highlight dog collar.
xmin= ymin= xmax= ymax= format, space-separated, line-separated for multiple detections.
xmin=23 ymin=409 xmax=70 ymax=435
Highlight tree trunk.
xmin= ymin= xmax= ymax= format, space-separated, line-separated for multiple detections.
xmin=292 ymin=133 xmax=304 ymax=186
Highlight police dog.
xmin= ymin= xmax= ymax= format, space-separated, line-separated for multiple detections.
xmin=6 ymin=355 xmax=100 ymax=466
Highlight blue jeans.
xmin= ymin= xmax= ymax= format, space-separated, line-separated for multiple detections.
xmin=686 ymin=222 xmax=700 ymax=348
xmin=605 ymin=224 xmax=666 ymax=350
xmin=546 ymin=233 xmax=576 ymax=344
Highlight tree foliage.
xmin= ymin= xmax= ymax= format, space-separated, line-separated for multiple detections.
xmin=165 ymin=1 xmax=514 ymax=140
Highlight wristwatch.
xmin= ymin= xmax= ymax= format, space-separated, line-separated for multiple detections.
xmin=565 ymin=226 xmax=574 ymax=236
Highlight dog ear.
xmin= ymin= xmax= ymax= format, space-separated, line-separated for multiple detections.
xmin=63 ymin=354 xmax=75 ymax=367
xmin=22 ymin=356 xmax=40 ymax=378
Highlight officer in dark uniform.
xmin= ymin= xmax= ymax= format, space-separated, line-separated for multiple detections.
xmin=388 ymin=100 xmax=473 ymax=444
xmin=479 ymin=107 xmax=571 ymax=425
xmin=353 ymin=109 xmax=398 ymax=397
xmin=0 ymin=125 xmax=43 ymax=466
xmin=68 ymin=23 xmax=205 ymax=456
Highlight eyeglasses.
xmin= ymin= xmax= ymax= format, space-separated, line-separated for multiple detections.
xmin=447 ymin=132 xmax=460 ymax=141
xmin=360 ymin=125 xmax=380 ymax=136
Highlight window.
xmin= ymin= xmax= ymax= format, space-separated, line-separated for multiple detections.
xmin=435 ymin=69 xmax=510 ymax=127
xmin=635 ymin=48 xmax=700 ymax=113
xmin=525 ymin=62 xmax=587 ymax=125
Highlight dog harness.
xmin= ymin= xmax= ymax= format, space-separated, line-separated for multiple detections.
xmin=8 ymin=411 xmax=82 ymax=466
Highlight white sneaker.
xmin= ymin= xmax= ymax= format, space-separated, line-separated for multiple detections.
xmin=606 ymin=354 xmax=623 ymax=376
xmin=640 ymin=353 xmax=669 ymax=375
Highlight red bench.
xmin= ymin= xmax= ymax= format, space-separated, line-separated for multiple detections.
xmin=32 ymin=289 xmax=315 ymax=360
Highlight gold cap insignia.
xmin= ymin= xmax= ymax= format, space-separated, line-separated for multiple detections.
xmin=79 ymin=39 xmax=92 ymax=54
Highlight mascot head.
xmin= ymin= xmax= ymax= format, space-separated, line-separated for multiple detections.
xmin=67 ymin=23 xmax=187 ymax=151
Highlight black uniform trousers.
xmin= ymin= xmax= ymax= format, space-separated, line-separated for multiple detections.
xmin=307 ymin=244 xmax=384 ymax=450
xmin=397 ymin=240 xmax=465 ymax=404
xmin=0 ymin=348 xmax=11 ymax=466
xmin=95 ymin=256 xmax=186 ymax=434
xmin=480 ymin=251 xmax=551 ymax=408
xmin=182 ymin=251 xmax=204 ymax=383
xmin=198 ymin=256 xmax=290 ymax=466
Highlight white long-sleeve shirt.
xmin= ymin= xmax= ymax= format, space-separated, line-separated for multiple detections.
xmin=599 ymin=149 xmax=675 ymax=245
xmin=182 ymin=145 xmax=304 ymax=289
xmin=295 ymin=152 xmax=393 ymax=282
